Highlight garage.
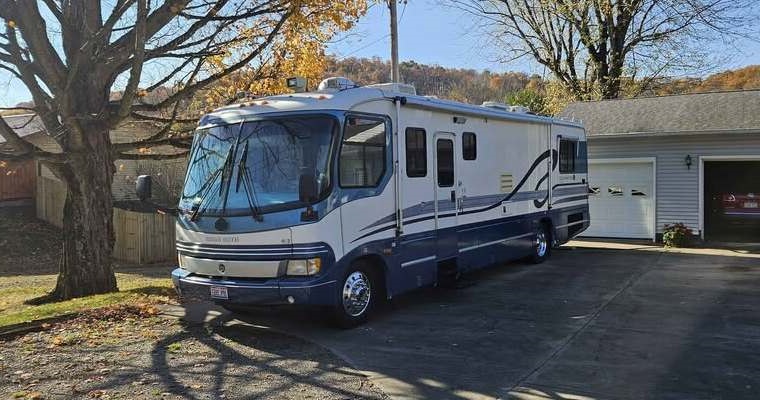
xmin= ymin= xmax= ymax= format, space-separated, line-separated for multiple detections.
xmin=584 ymin=159 xmax=655 ymax=239
xmin=703 ymin=160 xmax=760 ymax=242
xmin=563 ymin=89 xmax=760 ymax=243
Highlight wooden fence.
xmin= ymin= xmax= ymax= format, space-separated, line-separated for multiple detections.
xmin=36 ymin=176 xmax=176 ymax=264
xmin=113 ymin=207 xmax=176 ymax=264
xmin=36 ymin=176 xmax=66 ymax=227
xmin=0 ymin=159 xmax=35 ymax=201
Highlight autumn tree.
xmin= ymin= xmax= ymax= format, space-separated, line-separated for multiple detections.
xmin=454 ymin=0 xmax=758 ymax=99
xmin=0 ymin=0 xmax=366 ymax=301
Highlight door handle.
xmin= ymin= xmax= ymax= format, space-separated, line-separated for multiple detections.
xmin=450 ymin=190 xmax=456 ymax=202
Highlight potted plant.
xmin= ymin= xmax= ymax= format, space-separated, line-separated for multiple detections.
xmin=662 ymin=223 xmax=693 ymax=247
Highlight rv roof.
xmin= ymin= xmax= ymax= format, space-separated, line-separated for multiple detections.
xmin=200 ymin=83 xmax=582 ymax=129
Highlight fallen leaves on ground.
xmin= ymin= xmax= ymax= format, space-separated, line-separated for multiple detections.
xmin=0 ymin=313 xmax=388 ymax=399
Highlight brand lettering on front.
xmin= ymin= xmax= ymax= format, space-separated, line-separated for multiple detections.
xmin=206 ymin=236 xmax=240 ymax=243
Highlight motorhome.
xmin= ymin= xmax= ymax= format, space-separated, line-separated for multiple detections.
xmin=158 ymin=77 xmax=590 ymax=327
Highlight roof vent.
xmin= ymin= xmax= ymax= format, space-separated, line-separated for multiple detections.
xmin=481 ymin=101 xmax=510 ymax=111
xmin=510 ymin=106 xmax=530 ymax=113
xmin=366 ymin=83 xmax=417 ymax=95
xmin=318 ymin=77 xmax=358 ymax=92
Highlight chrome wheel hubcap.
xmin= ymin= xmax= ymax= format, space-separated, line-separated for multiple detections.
xmin=536 ymin=231 xmax=548 ymax=257
xmin=342 ymin=271 xmax=371 ymax=317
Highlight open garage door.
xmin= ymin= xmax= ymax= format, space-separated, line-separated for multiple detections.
xmin=583 ymin=160 xmax=655 ymax=240
xmin=704 ymin=161 xmax=760 ymax=242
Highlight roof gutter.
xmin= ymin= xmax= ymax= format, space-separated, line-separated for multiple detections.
xmin=587 ymin=128 xmax=760 ymax=139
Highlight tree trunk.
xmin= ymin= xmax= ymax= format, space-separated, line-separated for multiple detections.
xmin=50 ymin=125 xmax=118 ymax=300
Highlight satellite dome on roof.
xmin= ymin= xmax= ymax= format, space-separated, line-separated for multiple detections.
xmin=317 ymin=77 xmax=358 ymax=92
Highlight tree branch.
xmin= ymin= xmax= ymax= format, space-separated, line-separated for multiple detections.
xmin=133 ymin=8 xmax=292 ymax=112
xmin=2 ymin=0 xmax=67 ymax=94
xmin=116 ymin=0 xmax=148 ymax=121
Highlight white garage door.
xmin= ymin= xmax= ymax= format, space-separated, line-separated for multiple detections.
xmin=584 ymin=161 xmax=655 ymax=239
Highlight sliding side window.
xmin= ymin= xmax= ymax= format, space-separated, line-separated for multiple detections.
xmin=405 ymin=127 xmax=427 ymax=177
xmin=559 ymin=139 xmax=577 ymax=174
xmin=462 ymin=132 xmax=476 ymax=160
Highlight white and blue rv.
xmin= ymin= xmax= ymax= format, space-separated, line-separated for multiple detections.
xmin=165 ymin=77 xmax=589 ymax=327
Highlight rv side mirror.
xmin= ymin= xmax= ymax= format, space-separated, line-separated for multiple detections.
xmin=298 ymin=173 xmax=318 ymax=203
xmin=136 ymin=175 xmax=152 ymax=201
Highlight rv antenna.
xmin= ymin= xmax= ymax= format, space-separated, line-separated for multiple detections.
xmin=388 ymin=0 xmax=400 ymax=83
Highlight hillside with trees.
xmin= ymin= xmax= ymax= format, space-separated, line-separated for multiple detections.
xmin=325 ymin=56 xmax=543 ymax=106
xmin=326 ymin=58 xmax=760 ymax=114
xmin=649 ymin=65 xmax=760 ymax=96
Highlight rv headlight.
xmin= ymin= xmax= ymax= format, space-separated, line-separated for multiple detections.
xmin=286 ymin=258 xmax=321 ymax=276
xmin=177 ymin=253 xmax=185 ymax=269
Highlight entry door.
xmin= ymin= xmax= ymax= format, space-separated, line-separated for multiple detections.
xmin=433 ymin=133 xmax=459 ymax=260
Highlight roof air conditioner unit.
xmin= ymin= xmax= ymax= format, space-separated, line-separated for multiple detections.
xmin=318 ymin=77 xmax=358 ymax=92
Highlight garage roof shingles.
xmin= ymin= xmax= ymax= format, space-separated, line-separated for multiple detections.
xmin=561 ymin=89 xmax=760 ymax=137
xmin=0 ymin=114 xmax=45 ymax=144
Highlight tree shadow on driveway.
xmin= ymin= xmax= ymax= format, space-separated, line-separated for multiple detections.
xmin=152 ymin=301 xmax=390 ymax=399
xmin=167 ymin=246 xmax=760 ymax=399
xmin=181 ymin=248 xmax=660 ymax=399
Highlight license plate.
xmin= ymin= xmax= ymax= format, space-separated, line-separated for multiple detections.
xmin=210 ymin=286 xmax=228 ymax=299
xmin=744 ymin=202 xmax=758 ymax=208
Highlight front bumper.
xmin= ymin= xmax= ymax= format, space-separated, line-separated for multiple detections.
xmin=171 ymin=268 xmax=337 ymax=306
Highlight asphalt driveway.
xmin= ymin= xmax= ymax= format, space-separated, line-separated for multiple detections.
xmin=178 ymin=242 xmax=760 ymax=400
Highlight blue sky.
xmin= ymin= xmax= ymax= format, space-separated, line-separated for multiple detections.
xmin=1 ymin=0 xmax=759 ymax=107
xmin=326 ymin=0 xmax=540 ymax=73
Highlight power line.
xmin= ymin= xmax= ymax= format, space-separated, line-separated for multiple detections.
xmin=334 ymin=0 xmax=407 ymax=62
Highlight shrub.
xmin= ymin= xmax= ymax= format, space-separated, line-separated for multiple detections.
xmin=663 ymin=223 xmax=693 ymax=247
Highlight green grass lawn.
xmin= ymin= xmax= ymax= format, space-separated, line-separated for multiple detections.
xmin=0 ymin=271 xmax=175 ymax=328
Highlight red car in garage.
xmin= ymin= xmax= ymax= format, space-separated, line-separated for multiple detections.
xmin=722 ymin=193 xmax=760 ymax=220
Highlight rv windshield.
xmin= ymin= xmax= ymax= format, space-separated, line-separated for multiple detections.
xmin=180 ymin=115 xmax=337 ymax=217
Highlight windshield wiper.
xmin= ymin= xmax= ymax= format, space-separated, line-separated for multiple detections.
xmin=214 ymin=136 xmax=239 ymax=227
xmin=235 ymin=140 xmax=264 ymax=221
xmin=189 ymin=145 xmax=234 ymax=221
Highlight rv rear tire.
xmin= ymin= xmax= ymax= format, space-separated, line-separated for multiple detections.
xmin=331 ymin=261 xmax=378 ymax=328
xmin=530 ymin=224 xmax=551 ymax=264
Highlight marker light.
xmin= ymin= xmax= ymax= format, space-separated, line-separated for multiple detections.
xmin=286 ymin=258 xmax=322 ymax=276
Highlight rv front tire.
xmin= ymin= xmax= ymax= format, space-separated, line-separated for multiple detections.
xmin=331 ymin=260 xmax=378 ymax=328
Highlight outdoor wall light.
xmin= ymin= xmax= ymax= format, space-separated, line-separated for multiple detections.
xmin=685 ymin=154 xmax=692 ymax=169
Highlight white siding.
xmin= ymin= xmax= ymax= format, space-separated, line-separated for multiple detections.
xmin=588 ymin=132 xmax=760 ymax=235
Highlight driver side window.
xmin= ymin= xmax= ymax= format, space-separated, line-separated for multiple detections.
xmin=339 ymin=116 xmax=387 ymax=188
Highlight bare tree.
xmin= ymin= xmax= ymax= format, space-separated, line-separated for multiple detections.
xmin=0 ymin=0 xmax=358 ymax=301
xmin=453 ymin=0 xmax=758 ymax=99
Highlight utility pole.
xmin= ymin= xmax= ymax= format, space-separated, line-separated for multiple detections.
xmin=389 ymin=0 xmax=400 ymax=82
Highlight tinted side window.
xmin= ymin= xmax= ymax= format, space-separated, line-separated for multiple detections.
xmin=339 ymin=117 xmax=387 ymax=188
xmin=436 ymin=139 xmax=454 ymax=187
xmin=405 ymin=128 xmax=427 ymax=177
xmin=576 ymin=141 xmax=588 ymax=173
xmin=462 ymin=132 xmax=476 ymax=160
xmin=559 ymin=139 xmax=577 ymax=174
